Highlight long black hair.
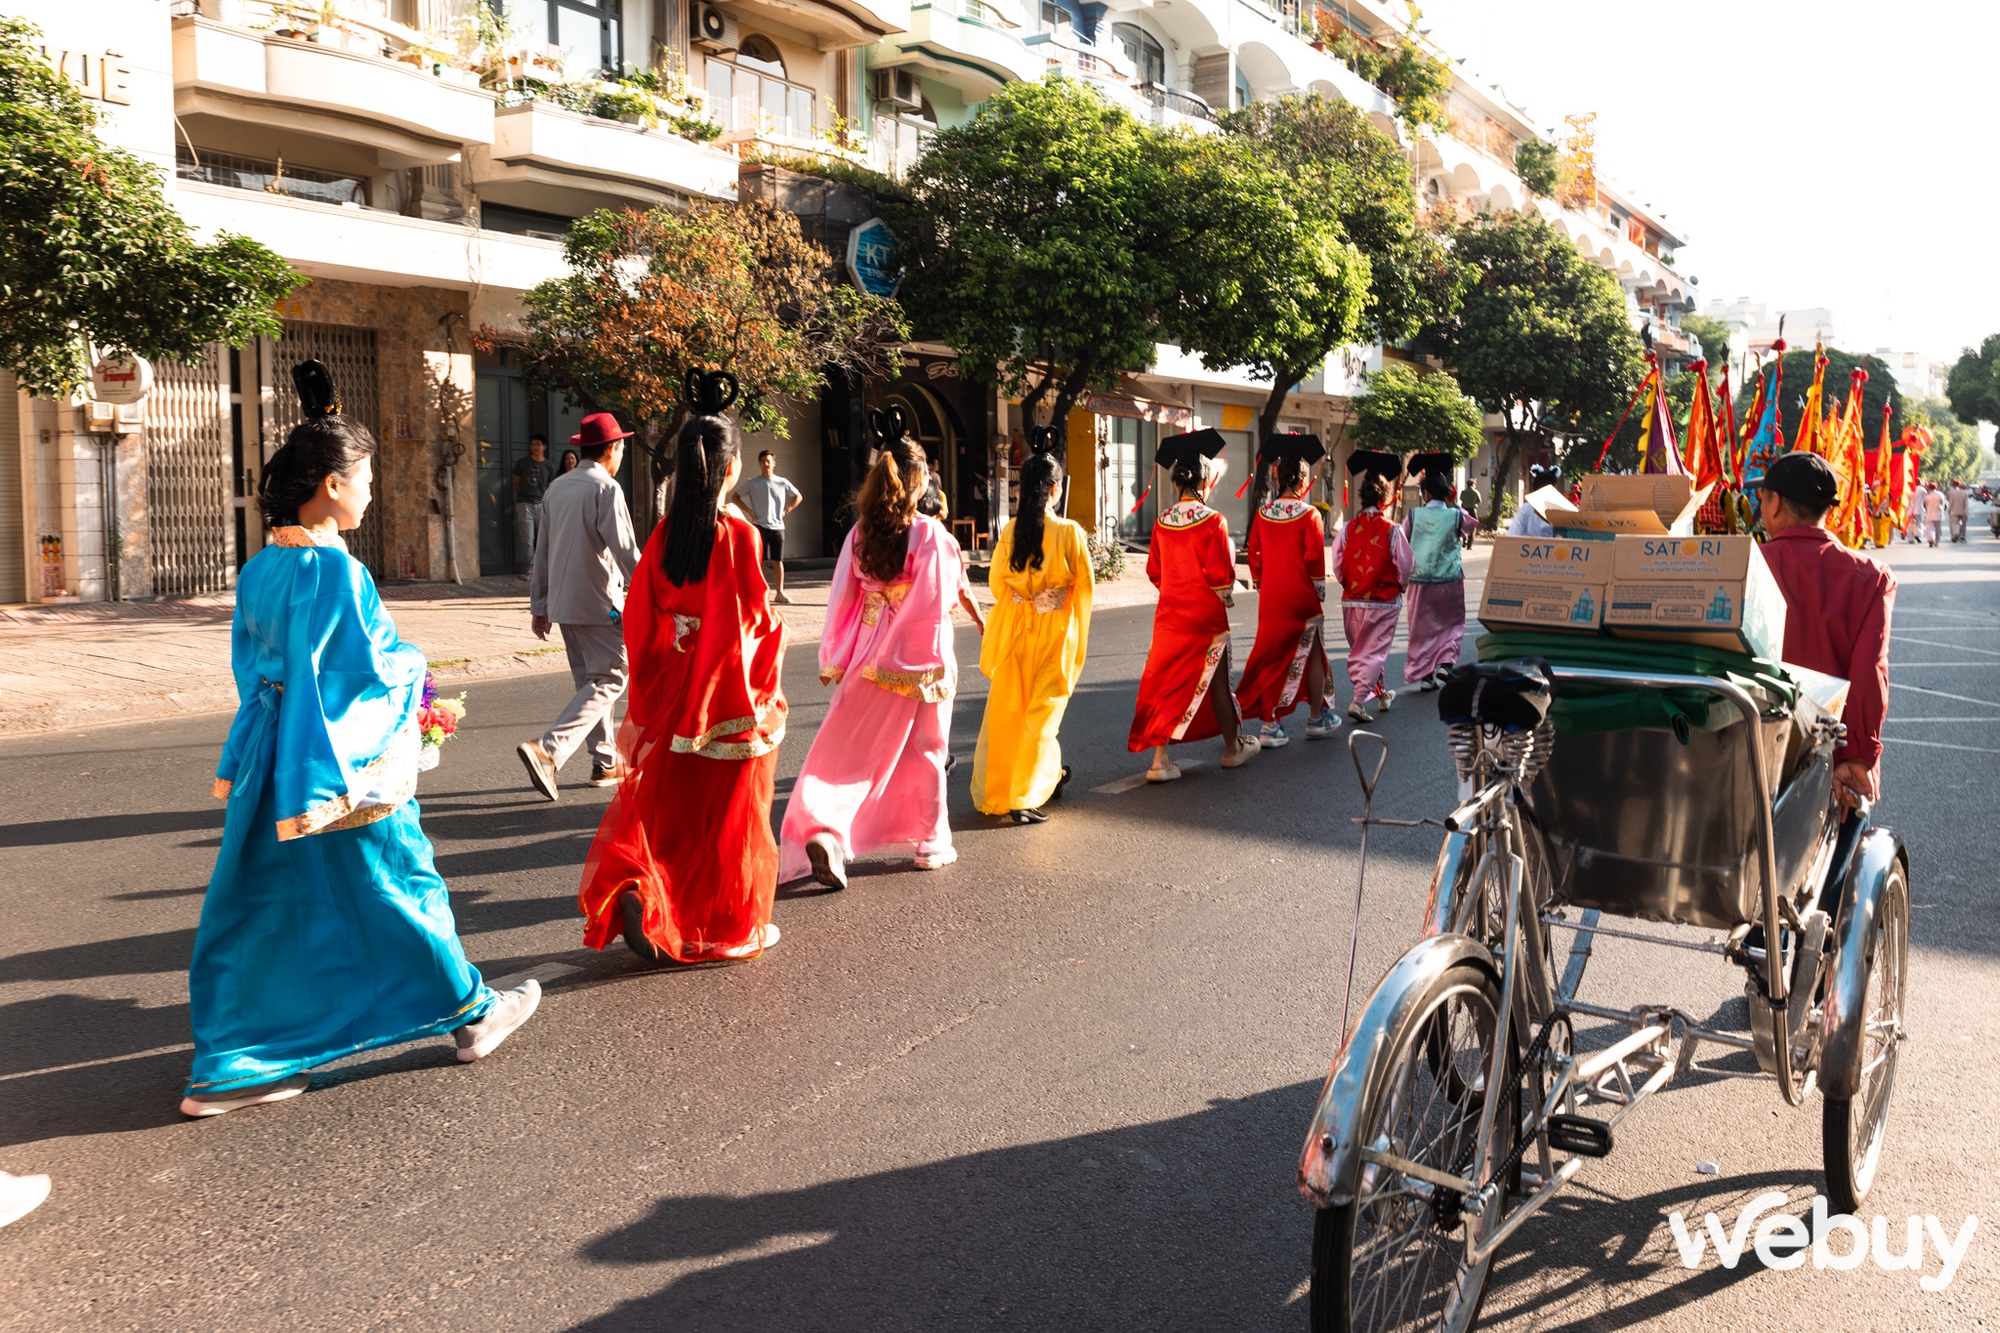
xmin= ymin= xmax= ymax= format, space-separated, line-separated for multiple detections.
xmin=258 ymin=417 xmax=376 ymax=526
xmin=1275 ymin=454 xmax=1309 ymax=495
xmin=661 ymin=370 xmax=741 ymax=586
xmin=1011 ymin=449 xmax=1064 ymax=572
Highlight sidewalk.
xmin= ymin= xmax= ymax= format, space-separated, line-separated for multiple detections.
xmin=0 ymin=559 xmax=1165 ymax=736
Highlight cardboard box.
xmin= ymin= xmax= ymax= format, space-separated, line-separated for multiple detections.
xmin=1551 ymin=474 xmax=1710 ymax=537
xmin=1477 ymin=537 xmax=1610 ymax=632
xmin=1603 ymin=535 xmax=1788 ymax=658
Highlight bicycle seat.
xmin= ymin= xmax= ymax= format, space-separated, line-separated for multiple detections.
xmin=1439 ymin=660 xmax=1555 ymax=732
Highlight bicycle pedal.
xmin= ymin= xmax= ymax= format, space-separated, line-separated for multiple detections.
xmin=1546 ymin=1115 xmax=1614 ymax=1158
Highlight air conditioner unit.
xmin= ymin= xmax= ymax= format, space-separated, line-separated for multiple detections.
xmin=691 ymin=4 xmax=738 ymax=52
xmin=872 ymin=67 xmax=921 ymax=112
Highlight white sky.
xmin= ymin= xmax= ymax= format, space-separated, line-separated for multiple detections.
xmin=1415 ymin=0 xmax=1998 ymax=370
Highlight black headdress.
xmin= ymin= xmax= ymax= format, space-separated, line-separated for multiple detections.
xmin=292 ymin=359 xmax=339 ymax=417
xmin=683 ymin=368 xmax=740 ymax=417
xmin=1406 ymin=451 xmax=1456 ymax=479
xmin=867 ymin=404 xmax=917 ymax=450
xmin=1345 ymin=450 xmax=1404 ymax=482
xmin=1154 ymin=427 xmax=1228 ymax=471
xmin=1256 ymin=432 xmax=1326 ymax=466
xmin=1027 ymin=424 xmax=1062 ymax=455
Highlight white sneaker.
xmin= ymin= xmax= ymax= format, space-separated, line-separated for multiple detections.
xmin=0 ymin=1172 xmax=51 ymax=1227
xmin=1305 ymin=712 xmax=1341 ymax=738
xmin=1221 ymin=735 xmax=1262 ymax=768
xmin=1377 ymin=688 xmax=1397 ymax=712
xmin=1147 ymin=760 xmax=1183 ymax=782
xmin=1259 ymin=720 xmax=1289 ymax=748
xmin=180 ymin=1074 xmax=311 ymax=1119
xmin=455 ymin=979 xmax=541 ymax=1062
xmin=717 ymin=922 xmax=780 ymax=958
xmin=1348 ymin=702 xmax=1374 ymax=724
xmin=915 ymin=842 xmax=958 ymax=870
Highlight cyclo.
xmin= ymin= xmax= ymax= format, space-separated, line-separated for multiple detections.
xmin=1296 ymin=636 xmax=1910 ymax=1331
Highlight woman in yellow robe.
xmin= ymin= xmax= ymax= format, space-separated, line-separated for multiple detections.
xmin=972 ymin=450 xmax=1095 ymax=823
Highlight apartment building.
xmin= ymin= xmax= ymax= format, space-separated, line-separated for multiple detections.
xmin=4 ymin=0 xmax=1695 ymax=604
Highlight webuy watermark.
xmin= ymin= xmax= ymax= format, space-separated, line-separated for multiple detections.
xmin=1666 ymin=1192 xmax=1977 ymax=1291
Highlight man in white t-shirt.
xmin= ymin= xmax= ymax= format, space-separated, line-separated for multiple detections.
xmin=1922 ymin=481 xmax=1946 ymax=547
xmin=729 ymin=450 xmax=803 ymax=603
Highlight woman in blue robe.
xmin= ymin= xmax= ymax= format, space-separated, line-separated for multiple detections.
xmin=182 ymin=397 xmax=540 ymax=1117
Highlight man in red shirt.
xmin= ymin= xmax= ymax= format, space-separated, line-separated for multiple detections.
xmin=1757 ymin=452 xmax=1896 ymax=811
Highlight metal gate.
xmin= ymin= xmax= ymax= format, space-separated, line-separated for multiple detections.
xmin=145 ymin=346 xmax=234 ymax=597
xmin=264 ymin=322 xmax=384 ymax=575
xmin=0 ymin=369 xmax=23 ymax=603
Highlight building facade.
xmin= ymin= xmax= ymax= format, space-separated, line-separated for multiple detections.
xmin=4 ymin=0 xmax=1693 ymax=605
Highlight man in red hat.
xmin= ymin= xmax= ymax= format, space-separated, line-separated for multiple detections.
xmin=519 ymin=412 xmax=641 ymax=800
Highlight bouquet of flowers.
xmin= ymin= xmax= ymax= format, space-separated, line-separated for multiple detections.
xmin=417 ymin=672 xmax=468 ymax=772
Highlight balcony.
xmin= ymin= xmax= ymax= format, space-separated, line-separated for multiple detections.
xmin=469 ymin=101 xmax=740 ymax=209
xmin=876 ymin=0 xmax=1044 ymax=99
xmin=172 ymin=16 xmax=493 ymax=164
xmin=726 ymin=0 xmax=912 ymax=47
xmin=174 ymin=179 xmax=565 ymax=292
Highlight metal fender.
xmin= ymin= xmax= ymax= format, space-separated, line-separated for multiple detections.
xmin=1817 ymin=827 xmax=1906 ymax=1101
xmin=1297 ymin=933 xmax=1497 ymax=1208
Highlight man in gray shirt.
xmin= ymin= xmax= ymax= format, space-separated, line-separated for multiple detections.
xmin=519 ymin=413 xmax=640 ymax=800
xmin=729 ymin=450 xmax=802 ymax=604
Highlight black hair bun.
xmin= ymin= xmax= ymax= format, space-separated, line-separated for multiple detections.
xmin=1027 ymin=425 xmax=1061 ymax=455
xmin=867 ymin=404 xmax=916 ymax=450
xmin=292 ymin=360 xmax=339 ymax=417
xmin=683 ymin=368 xmax=740 ymax=416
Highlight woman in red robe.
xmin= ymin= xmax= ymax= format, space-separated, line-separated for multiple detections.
xmin=1235 ymin=441 xmax=1339 ymax=746
xmin=1128 ymin=430 xmax=1259 ymax=780
xmin=578 ymin=378 xmax=787 ymax=963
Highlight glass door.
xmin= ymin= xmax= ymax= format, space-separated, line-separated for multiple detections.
xmin=476 ymin=370 xmax=533 ymax=576
xmin=1108 ymin=416 xmax=1156 ymax=542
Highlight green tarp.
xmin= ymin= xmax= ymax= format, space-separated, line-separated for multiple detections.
xmin=1476 ymin=631 xmax=1798 ymax=743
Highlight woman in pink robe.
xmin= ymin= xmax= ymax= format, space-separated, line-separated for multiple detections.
xmin=779 ymin=437 xmax=984 ymax=889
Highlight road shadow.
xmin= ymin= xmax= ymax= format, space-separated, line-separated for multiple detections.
xmin=0 ymin=927 xmax=196 ymax=983
xmin=567 ymin=1084 xmax=1323 ymax=1333
xmin=0 ymin=807 xmax=224 ymax=850
xmin=0 ymin=993 xmax=189 ymax=1079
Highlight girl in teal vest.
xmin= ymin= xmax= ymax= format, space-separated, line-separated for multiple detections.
xmin=1402 ymin=470 xmax=1477 ymax=690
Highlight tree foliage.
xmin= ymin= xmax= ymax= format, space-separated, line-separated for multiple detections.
xmin=1348 ymin=363 xmax=1486 ymax=462
xmin=1511 ymin=138 xmax=1565 ymax=198
xmin=891 ymin=76 xmax=1179 ymax=447
xmin=480 ymin=202 xmax=906 ymax=448
xmin=1318 ymin=9 xmax=1453 ymax=133
xmin=1945 ymin=332 xmax=2000 ymax=429
xmin=1419 ymin=211 xmax=1645 ymax=525
xmin=1905 ymin=396 xmax=1989 ymax=482
xmin=1213 ymin=93 xmax=1467 ymax=441
xmin=0 ymin=17 xmax=298 ymax=396
xmin=1679 ymin=313 xmax=1734 ymax=369
xmin=1762 ymin=347 xmax=1906 ymax=445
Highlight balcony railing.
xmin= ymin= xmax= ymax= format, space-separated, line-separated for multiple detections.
xmin=1139 ymin=81 xmax=1214 ymax=122
xmin=177 ymin=145 xmax=369 ymax=206
xmin=939 ymin=0 xmax=1022 ymax=28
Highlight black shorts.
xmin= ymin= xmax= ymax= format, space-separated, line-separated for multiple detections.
xmin=757 ymin=526 xmax=784 ymax=561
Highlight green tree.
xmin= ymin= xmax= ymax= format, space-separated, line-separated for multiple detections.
xmin=1512 ymin=138 xmax=1566 ymax=198
xmin=1945 ymin=333 xmax=2000 ymax=429
xmin=1905 ymin=396 xmax=1988 ymax=482
xmin=1319 ymin=8 xmax=1452 ymax=133
xmin=0 ymin=18 xmax=298 ymax=395
xmin=1213 ymin=94 xmax=1468 ymax=444
xmin=1679 ymin=313 xmax=1735 ymax=369
xmin=893 ymin=76 xmax=1177 ymax=450
xmin=479 ymin=201 xmax=905 ymax=526
xmin=1418 ymin=211 xmax=1646 ymax=526
xmin=1348 ymin=363 xmax=1486 ymax=461
xmin=1763 ymin=346 xmax=1906 ymax=445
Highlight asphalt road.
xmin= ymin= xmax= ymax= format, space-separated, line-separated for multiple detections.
xmin=2 ymin=522 xmax=1996 ymax=1331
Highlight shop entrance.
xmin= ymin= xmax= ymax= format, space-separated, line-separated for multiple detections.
xmin=476 ymin=366 xmax=536 ymax=576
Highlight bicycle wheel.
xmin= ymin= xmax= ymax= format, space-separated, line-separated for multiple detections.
xmin=1310 ymin=961 xmax=1505 ymax=1333
xmin=1822 ymin=857 xmax=1908 ymax=1214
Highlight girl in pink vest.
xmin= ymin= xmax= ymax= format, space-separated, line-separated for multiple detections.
xmin=1331 ymin=470 xmax=1413 ymax=722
